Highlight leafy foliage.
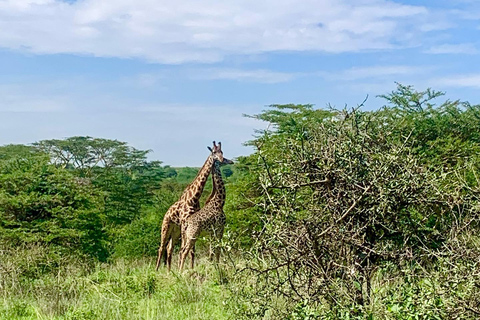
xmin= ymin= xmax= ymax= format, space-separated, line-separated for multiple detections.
xmin=0 ymin=151 xmax=107 ymax=259
xmin=34 ymin=136 xmax=165 ymax=226
xmin=231 ymin=84 xmax=480 ymax=319
xmin=0 ymin=137 xmax=167 ymax=260
xmin=33 ymin=136 xmax=151 ymax=172
xmin=112 ymin=181 xmax=186 ymax=257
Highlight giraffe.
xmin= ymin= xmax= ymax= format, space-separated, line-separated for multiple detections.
xmin=155 ymin=141 xmax=231 ymax=271
xmin=178 ymin=152 xmax=233 ymax=270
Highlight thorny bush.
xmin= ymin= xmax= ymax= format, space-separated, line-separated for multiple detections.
xmin=232 ymin=85 xmax=480 ymax=319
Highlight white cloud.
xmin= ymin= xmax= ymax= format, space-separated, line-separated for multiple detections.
xmin=0 ymin=84 xmax=67 ymax=112
xmin=449 ymin=5 xmax=480 ymax=20
xmin=120 ymin=73 xmax=167 ymax=88
xmin=434 ymin=74 xmax=480 ymax=88
xmin=331 ymin=65 xmax=422 ymax=81
xmin=190 ymin=64 xmax=425 ymax=84
xmin=90 ymin=64 xmax=423 ymax=87
xmin=190 ymin=68 xmax=296 ymax=83
xmin=0 ymin=0 xmax=433 ymax=63
xmin=425 ymin=43 xmax=479 ymax=54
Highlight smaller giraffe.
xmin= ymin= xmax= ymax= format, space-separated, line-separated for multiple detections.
xmin=178 ymin=153 xmax=233 ymax=270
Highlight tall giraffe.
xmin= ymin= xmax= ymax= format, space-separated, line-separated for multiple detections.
xmin=155 ymin=141 xmax=230 ymax=271
xmin=178 ymin=152 xmax=233 ymax=270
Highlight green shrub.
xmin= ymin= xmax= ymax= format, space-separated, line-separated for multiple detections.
xmin=0 ymin=153 xmax=107 ymax=259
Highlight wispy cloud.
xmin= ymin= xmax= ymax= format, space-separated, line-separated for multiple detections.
xmin=0 ymin=0 xmax=436 ymax=63
xmin=120 ymin=73 xmax=167 ymax=88
xmin=190 ymin=68 xmax=296 ymax=83
xmin=190 ymin=65 xmax=422 ymax=84
xmin=434 ymin=74 xmax=480 ymax=88
xmin=425 ymin=43 xmax=479 ymax=54
xmin=331 ymin=65 xmax=422 ymax=81
xmin=187 ymin=64 xmax=426 ymax=87
xmin=0 ymin=84 xmax=67 ymax=112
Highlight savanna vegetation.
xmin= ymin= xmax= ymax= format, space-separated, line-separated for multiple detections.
xmin=1 ymin=84 xmax=479 ymax=319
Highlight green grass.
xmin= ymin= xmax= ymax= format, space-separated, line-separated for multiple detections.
xmin=0 ymin=247 xmax=230 ymax=320
xmin=3 ymin=244 xmax=478 ymax=319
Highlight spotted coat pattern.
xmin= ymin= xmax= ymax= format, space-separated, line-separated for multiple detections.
xmin=178 ymin=159 xmax=228 ymax=270
xmin=156 ymin=142 xmax=224 ymax=271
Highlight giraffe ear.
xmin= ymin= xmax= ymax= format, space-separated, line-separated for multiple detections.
xmin=207 ymin=146 xmax=213 ymax=152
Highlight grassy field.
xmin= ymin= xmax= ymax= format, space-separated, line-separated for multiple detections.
xmin=0 ymin=246 xmax=231 ymax=320
xmin=2 ymin=244 xmax=479 ymax=319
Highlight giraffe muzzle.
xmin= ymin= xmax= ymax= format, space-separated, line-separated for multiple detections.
xmin=222 ymin=157 xmax=234 ymax=165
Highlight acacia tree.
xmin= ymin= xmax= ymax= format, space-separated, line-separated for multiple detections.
xmin=34 ymin=137 xmax=165 ymax=225
xmin=34 ymin=136 xmax=153 ymax=172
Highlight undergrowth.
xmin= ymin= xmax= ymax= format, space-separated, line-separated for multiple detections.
xmin=0 ymin=245 xmax=230 ymax=320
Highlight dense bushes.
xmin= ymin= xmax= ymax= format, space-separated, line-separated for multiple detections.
xmin=0 ymin=137 xmax=167 ymax=260
xmin=0 ymin=153 xmax=107 ymax=259
xmin=230 ymin=84 xmax=480 ymax=319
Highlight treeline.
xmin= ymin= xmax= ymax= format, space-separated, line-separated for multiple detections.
xmin=0 ymin=138 xmax=161 ymax=260
xmin=0 ymin=137 xmax=236 ymax=262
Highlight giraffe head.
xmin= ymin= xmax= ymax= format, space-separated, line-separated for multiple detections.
xmin=208 ymin=141 xmax=234 ymax=165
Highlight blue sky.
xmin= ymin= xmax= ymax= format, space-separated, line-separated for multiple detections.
xmin=1 ymin=0 xmax=479 ymax=166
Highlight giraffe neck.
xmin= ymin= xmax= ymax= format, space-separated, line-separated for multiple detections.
xmin=208 ymin=160 xmax=226 ymax=207
xmin=181 ymin=154 xmax=214 ymax=204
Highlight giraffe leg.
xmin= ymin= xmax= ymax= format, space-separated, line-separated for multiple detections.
xmin=190 ymin=245 xmax=195 ymax=269
xmin=180 ymin=220 xmax=195 ymax=269
xmin=208 ymin=243 xmax=213 ymax=261
xmin=214 ymin=246 xmax=221 ymax=263
xmin=155 ymin=245 xmax=164 ymax=271
xmin=214 ymin=228 xmax=225 ymax=263
xmin=166 ymin=227 xmax=180 ymax=271
xmin=156 ymin=220 xmax=173 ymax=271
xmin=166 ymin=238 xmax=173 ymax=272
xmin=179 ymin=238 xmax=196 ymax=271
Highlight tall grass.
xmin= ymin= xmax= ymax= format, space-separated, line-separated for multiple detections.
xmin=0 ymin=245 xmax=230 ymax=320
xmin=3 ymin=243 xmax=480 ymax=319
